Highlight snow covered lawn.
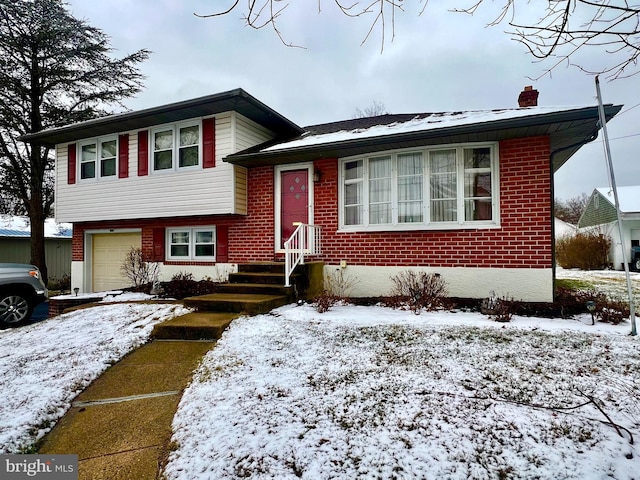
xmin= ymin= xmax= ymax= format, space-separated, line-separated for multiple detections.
xmin=0 ymin=301 xmax=190 ymax=453
xmin=164 ymin=305 xmax=640 ymax=480
xmin=558 ymin=268 xmax=640 ymax=306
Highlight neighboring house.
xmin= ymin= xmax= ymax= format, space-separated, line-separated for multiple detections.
xmin=21 ymin=87 xmax=620 ymax=302
xmin=555 ymin=218 xmax=577 ymax=240
xmin=578 ymin=186 xmax=640 ymax=270
xmin=0 ymin=216 xmax=73 ymax=282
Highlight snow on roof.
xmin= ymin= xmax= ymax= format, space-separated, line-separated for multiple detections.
xmin=262 ymin=105 xmax=595 ymax=153
xmin=554 ymin=217 xmax=577 ymax=238
xmin=0 ymin=216 xmax=72 ymax=238
xmin=595 ymin=186 xmax=640 ymax=213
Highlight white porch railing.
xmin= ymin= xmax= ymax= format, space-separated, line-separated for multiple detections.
xmin=284 ymin=223 xmax=322 ymax=287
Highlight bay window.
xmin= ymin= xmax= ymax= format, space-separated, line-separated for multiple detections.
xmin=152 ymin=121 xmax=200 ymax=172
xmin=167 ymin=227 xmax=216 ymax=261
xmin=340 ymin=143 xmax=498 ymax=230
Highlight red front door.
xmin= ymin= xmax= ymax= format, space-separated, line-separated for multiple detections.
xmin=280 ymin=169 xmax=309 ymax=247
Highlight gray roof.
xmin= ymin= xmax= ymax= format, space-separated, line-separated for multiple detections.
xmin=0 ymin=229 xmax=31 ymax=238
xmin=225 ymin=104 xmax=622 ymax=173
xmin=20 ymin=88 xmax=303 ymax=147
xmin=0 ymin=228 xmax=72 ymax=239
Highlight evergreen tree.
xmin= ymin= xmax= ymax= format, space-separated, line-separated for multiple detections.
xmin=0 ymin=0 xmax=149 ymax=281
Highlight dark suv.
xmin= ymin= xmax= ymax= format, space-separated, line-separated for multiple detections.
xmin=0 ymin=263 xmax=48 ymax=325
xmin=633 ymin=245 xmax=640 ymax=272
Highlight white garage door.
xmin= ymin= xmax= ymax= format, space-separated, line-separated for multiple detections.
xmin=92 ymin=232 xmax=142 ymax=292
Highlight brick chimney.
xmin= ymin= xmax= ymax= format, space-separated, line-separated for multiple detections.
xmin=518 ymin=85 xmax=539 ymax=107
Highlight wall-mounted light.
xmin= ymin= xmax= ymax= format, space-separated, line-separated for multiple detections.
xmin=313 ymin=169 xmax=322 ymax=182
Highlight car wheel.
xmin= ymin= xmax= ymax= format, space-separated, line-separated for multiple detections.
xmin=0 ymin=293 xmax=34 ymax=325
xmin=635 ymin=258 xmax=640 ymax=272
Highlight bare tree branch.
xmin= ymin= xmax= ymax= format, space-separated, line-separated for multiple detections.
xmin=197 ymin=0 xmax=640 ymax=79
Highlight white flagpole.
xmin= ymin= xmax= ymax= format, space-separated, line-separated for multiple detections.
xmin=595 ymin=76 xmax=637 ymax=336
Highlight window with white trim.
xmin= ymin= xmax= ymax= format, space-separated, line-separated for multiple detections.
xmin=79 ymin=137 xmax=117 ymax=180
xmin=152 ymin=122 xmax=200 ymax=172
xmin=167 ymin=227 xmax=216 ymax=260
xmin=339 ymin=143 xmax=499 ymax=230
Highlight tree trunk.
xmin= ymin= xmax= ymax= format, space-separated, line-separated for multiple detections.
xmin=29 ymin=187 xmax=48 ymax=284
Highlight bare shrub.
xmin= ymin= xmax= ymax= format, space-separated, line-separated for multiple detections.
xmin=120 ymin=247 xmax=159 ymax=287
xmin=556 ymin=230 xmax=612 ymax=270
xmin=553 ymin=285 xmax=606 ymax=319
xmin=160 ymin=271 xmax=218 ymax=299
xmin=314 ymin=294 xmax=335 ymax=314
xmin=390 ymin=271 xmax=448 ymax=314
xmin=596 ymin=298 xmax=630 ymax=325
xmin=47 ymin=274 xmax=71 ymax=292
xmin=481 ymin=291 xmax=516 ymax=322
xmin=314 ymin=268 xmax=359 ymax=313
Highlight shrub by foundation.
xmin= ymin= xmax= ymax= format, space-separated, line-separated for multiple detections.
xmin=389 ymin=271 xmax=448 ymax=314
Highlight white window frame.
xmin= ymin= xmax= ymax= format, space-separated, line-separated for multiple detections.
xmin=151 ymin=120 xmax=202 ymax=173
xmin=338 ymin=142 xmax=500 ymax=231
xmin=166 ymin=226 xmax=216 ymax=261
xmin=78 ymin=136 xmax=118 ymax=181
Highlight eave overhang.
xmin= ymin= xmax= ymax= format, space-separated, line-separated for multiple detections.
xmin=19 ymin=88 xmax=303 ymax=147
xmin=224 ymin=105 xmax=622 ymax=173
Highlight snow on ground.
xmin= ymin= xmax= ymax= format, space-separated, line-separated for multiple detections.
xmin=1 ymin=269 xmax=639 ymax=478
xmin=0 ymin=302 xmax=190 ymax=453
xmin=557 ymin=267 xmax=640 ymax=305
xmin=164 ymin=305 xmax=640 ymax=480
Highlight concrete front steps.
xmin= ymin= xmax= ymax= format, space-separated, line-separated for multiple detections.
xmin=182 ymin=262 xmax=310 ymax=316
xmin=151 ymin=312 xmax=238 ymax=340
xmin=151 ymin=262 xmax=323 ymax=340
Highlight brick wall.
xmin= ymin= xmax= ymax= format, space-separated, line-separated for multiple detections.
xmin=309 ymin=136 xmax=552 ymax=269
xmin=228 ymin=166 xmax=276 ymax=261
xmin=72 ymin=215 xmax=241 ymax=262
xmin=72 ymin=136 xmax=552 ymax=271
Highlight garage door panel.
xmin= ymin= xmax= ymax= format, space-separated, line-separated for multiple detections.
xmin=92 ymin=233 xmax=141 ymax=292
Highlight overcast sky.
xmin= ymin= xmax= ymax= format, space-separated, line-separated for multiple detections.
xmin=66 ymin=0 xmax=640 ymax=201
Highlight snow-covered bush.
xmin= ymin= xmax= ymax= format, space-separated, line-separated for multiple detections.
xmin=596 ymin=297 xmax=630 ymax=325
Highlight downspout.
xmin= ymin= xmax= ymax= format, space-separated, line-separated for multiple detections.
xmin=549 ymin=132 xmax=598 ymax=301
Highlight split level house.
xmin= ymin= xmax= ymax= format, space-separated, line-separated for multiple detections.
xmin=21 ymin=87 xmax=621 ymax=302
xmin=579 ymin=186 xmax=640 ymax=271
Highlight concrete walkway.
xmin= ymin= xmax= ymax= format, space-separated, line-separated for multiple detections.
xmin=37 ymin=261 xmax=313 ymax=478
xmin=38 ymin=313 xmax=238 ymax=480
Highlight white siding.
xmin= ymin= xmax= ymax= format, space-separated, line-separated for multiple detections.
xmin=216 ymin=112 xmax=234 ymax=158
xmin=235 ymin=113 xmax=276 ymax=151
xmin=234 ymin=166 xmax=248 ymax=215
xmin=54 ymin=111 xmax=274 ymax=224
xmin=604 ymin=220 xmax=640 ymax=270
